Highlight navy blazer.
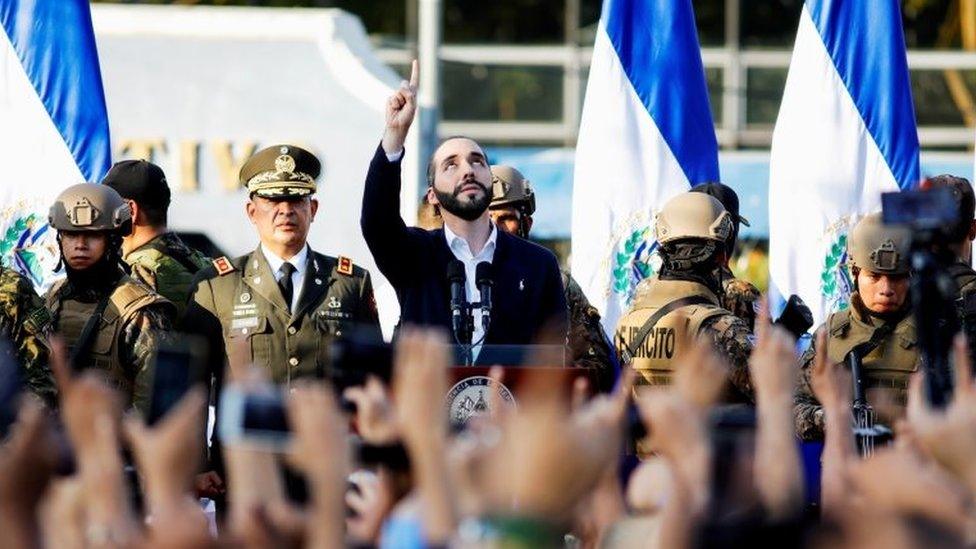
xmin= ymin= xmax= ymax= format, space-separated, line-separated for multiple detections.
xmin=361 ymin=145 xmax=568 ymax=353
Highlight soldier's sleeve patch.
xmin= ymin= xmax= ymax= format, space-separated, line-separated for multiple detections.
xmin=23 ymin=307 xmax=52 ymax=336
xmin=212 ymin=256 xmax=236 ymax=276
xmin=337 ymin=256 xmax=354 ymax=276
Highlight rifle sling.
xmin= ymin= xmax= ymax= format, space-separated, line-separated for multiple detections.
xmin=622 ymin=296 xmax=713 ymax=364
xmin=69 ymin=293 xmax=112 ymax=371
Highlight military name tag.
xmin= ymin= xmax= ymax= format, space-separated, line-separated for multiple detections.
xmin=447 ymin=376 xmax=516 ymax=428
xmin=232 ymin=317 xmax=260 ymax=329
xmin=233 ymin=303 xmax=258 ymax=317
xmin=318 ymin=309 xmax=351 ymax=320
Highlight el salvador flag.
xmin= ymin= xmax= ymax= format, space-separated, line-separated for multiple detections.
xmin=768 ymin=0 xmax=920 ymax=326
xmin=0 ymin=0 xmax=111 ymax=288
xmin=571 ymin=0 xmax=719 ymax=334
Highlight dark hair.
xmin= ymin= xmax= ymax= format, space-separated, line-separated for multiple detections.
xmin=426 ymin=135 xmax=490 ymax=187
xmin=139 ymin=204 xmax=167 ymax=228
xmin=926 ymin=174 xmax=975 ymax=243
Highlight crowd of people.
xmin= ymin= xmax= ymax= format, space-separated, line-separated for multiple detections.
xmin=1 ymin=59 xmax=976 ymax=547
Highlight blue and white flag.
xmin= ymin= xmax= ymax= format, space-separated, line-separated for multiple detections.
xmin=0 ymin=0 xmax=111 ymax=288
xmin=768 ymin=0 xmax=920 ymax=326
xmin=571 ymin=0 xmax=719 ymax=333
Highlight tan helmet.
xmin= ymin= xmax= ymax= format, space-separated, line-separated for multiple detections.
xmin=490 ymin=165 xmax=535 ymax=215
xmin=847 ymin=212 xmax=911 ymax=275
xmin=49 ymin=183 xmax=131 ymax=233
xmin=654 ymin=192 xmax=733 ymax=245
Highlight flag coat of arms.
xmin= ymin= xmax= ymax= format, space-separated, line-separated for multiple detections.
xmin=768 ymin=0 xmax=920 ymax=325
xmin=0 ymin=0 xmax=111 ymax=288
xmin=571 ymin=0 xmax=720 ymax=334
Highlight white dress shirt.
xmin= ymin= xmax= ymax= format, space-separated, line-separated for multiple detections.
xmin=261 ymin=244 xmax=309 ymax=312
xmin=443 ymin=223 xmax=497 ymax=358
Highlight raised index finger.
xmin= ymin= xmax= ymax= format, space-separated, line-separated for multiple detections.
xmin=409 ymin=59 xmax=419 ymax=89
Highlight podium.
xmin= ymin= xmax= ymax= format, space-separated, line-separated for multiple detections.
xmin=446 ymin=344 xmax=593 ymax=427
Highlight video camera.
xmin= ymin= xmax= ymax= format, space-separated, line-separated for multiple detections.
xmin=881 ymin=186 xmax=960 ymax=408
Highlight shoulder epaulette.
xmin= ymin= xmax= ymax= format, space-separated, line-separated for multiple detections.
xmin=212 ymin=256 xmax=236 ymax=276
xmin=337 ymin=256 xmax=354 ymax=276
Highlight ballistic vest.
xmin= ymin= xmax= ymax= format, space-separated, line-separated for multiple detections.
xmin=823 ymin=296 xmax=919 ymax=420
xmin=614 ymin=278 xmax=726 ymax=386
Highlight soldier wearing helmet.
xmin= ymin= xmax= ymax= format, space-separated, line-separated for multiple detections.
xmin=793 ymin=213 xmax=917 ymax=440
xmin=489 ymin=165 xmax=618 ymax=392
xmin=614 ymin=193 xmax=754 ymax=401
xmin=635 ymin=183 xmax=763 ymax=331
xmin=46 ymin=183 xmax=175 ymax=411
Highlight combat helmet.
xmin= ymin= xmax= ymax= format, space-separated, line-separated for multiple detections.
xmin=655 ymin=192 xmax=733 ymax=245
xmin=490 ymin=165 xmax=535 ymax=215
xmin=49 ymin=183 xmax=132 ymax=234
xmin=847 ymin=212 xmax=911 ymax=276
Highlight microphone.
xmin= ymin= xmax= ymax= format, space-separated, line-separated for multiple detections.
xmin=475 ymin=261 xmax=493 ymax=333
xmin=447 ymin=260 xmax=469 ymax=344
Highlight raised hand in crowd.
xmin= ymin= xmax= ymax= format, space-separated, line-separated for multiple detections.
xmin=808 ymin=329 xmax=855 ymax=518
xmin=906 ymin=334 xmax=976 ymax=493
xmin=286 ymin=382 xmax=348 ymax=549
xmin=391 ymin=326 xmax=456 ymax=545
xmin=748 ymin=308 xmax=803 ymax=519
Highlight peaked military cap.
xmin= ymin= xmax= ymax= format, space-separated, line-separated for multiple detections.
xmin=240 ymin=144 xmax=320 ymax=198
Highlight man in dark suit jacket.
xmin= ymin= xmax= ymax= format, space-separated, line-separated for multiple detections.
xmin=361 ymin=60 xmax=568 ymax=363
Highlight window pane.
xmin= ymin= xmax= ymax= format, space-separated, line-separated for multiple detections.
xmin=745 ymin=68 xmax=787 ymax=126
xmin=911 ymin=69 xmax=976 ymax=126
xmin=442 ymin=63 xmax=564 ymax=121
xmin=707 ymin=67 xmax=724 ymax=124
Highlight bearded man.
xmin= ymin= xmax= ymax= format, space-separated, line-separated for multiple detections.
xmin=360 ymin=61 xmax=567 ymax=360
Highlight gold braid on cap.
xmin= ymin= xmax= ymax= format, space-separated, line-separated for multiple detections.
xmin=247 ymin=170 xmax=316 ymax=187
xmin=246 ymin=154 xmax=315 ymax=188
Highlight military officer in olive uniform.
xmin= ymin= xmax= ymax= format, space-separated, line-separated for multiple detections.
xmin=614 ymin=192 xmax=754 ymax=402
xmin=488 ymin=165 xmax=618 ymax=391
xmin=794 ymin=213 xmax=918 ymax=440
xmin=102 ymin=160 xmax=210 ymax=316
xmin=0 ymin=266 xmax=56 ymax=405
xmin=187 ymin=145 xmax=381 ymax=384
xmin=46 ymin=184 xmax=176 ymax=411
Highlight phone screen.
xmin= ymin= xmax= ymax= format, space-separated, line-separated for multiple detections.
xmin=241 ymin=392 xmax=290 ymax=435
xmin=147 ymin=338 xmax=205 ymax=425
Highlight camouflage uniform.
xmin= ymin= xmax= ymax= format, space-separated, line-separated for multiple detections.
xmin=0 ymin=267 xmax=56 ymax=405
xmin=125 ymin=231 xmax=210 ymax=316
xmin=793 ymin=295 xmax=918 ymax=440
xmin=46 ymin=278 xmax=174 ymax=411
xmin=632 ymin=266 xmax=761 ymax=331
xmin=47 ymin=183 xmax=176 ymax=412
xmin=792 ymin=213 xmax=916 ymax=440
xmin=489 ymin=164 xmax=618 ymax=389
xmin=563 ymin=270 xmax=617 ymax=392
xmin=614 ymin=192 xmax=754 ymax=403
xmin=615 ymin=276 xmax=754 ymax=402
xmin=720 ymin=266 xmax=761 ymax=331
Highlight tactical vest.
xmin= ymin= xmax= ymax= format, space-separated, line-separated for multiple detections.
xmin=127 ymin=235 xmax=209 ymax=315
xmin=614 ymin=278 xmax=726 ymax=386
xmin=47 ymin=277 xmax=172 ymax=399
xmin=823 ymin=303 xmax=919 ymax=418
